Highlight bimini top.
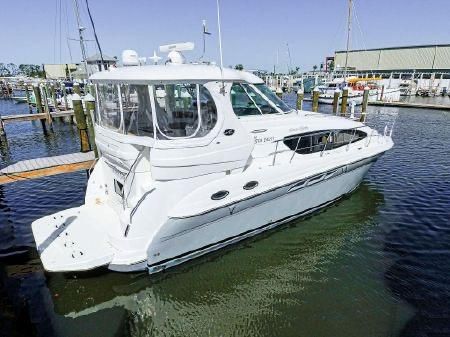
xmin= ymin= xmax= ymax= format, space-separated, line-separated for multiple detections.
xmin=89 ymin=63 xmax=264 ymax=84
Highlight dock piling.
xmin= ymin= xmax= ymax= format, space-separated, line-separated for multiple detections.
xmin=24 ymin=85 xmax=33 ymax=114
xmin=33 ymin=84 xmax=47 ymax=132
xmin=360 ymin=86 xmax=369 ymax=122
xmin=296 ymin=88 xmax=304 ymax=110
xmin=312 ymin=86 xmax=319 ymax=112
xmin=72 ymin=94 xmax=91 ymax=152
xmin=84 ymin=94 xmax=98 ymax=157
xmin=332 ymin=89 xmax=340 ymax=114
xmin=73 ymin=83 xmax=81 ymax=96
xmin=40 ymin=84 xmax=53 ymax=126
xmin=50 ymin=84 xmax=58 ymax=111
xmin=340 ymin=87 xmax=349 ymax=116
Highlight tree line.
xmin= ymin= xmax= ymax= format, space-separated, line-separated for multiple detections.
xmin=0 ymin=63 xmax=45 ymax=78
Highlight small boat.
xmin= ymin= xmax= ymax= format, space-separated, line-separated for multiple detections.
xmin=399 ymin=80 xmax=417 ymax=96
xmin=12 ymin=96 xmax=28 ymax=103
xmin=31 ymin=46 xmax=394 ymax=274
xmin=317 ymin=79 xmax=364 ymax=105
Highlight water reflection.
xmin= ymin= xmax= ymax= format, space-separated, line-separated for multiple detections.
xmin=22 ymin=183 xmax=407 ymax=337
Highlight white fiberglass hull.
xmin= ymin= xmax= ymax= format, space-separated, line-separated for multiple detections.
xmin=146 ymin=155 xmax=378 ymax=274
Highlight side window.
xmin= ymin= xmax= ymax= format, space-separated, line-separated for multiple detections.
xmin=284 ymin=130 xmax=367 ymax=154
xmin=120 ymin=84 xmax=154 ymax=137
xmin=198 ymin=85 xmax=218 ymax=137
xmin=97 ymin=83 xmax=121 ymax=130
xmin=154 ymin=83 xmax=217 ymax=139
xmin=230 ymin=83 xmax=261 ymax=116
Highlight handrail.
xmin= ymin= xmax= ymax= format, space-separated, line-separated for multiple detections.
xmin=122 ymin=146 xmax=146 ymax=209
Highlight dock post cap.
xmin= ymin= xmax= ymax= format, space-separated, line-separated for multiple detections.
xmin=84 ymin=93 xmax=95 ymax=102
xmin=334 ymin=88 xmax=341 ymax=93
xmin=72 ymin=93 xmax=81 ymax=101
xmin=297 ymin=88 xmax=304 ymax=94
xmin=364 ymin=86 xmax=370 ymax=90
xmin=343 ymin=86 xmax=349 ymax=90
xmin=313 ymin=86 xmax=320 ymax=92
xmin=276 ymin=87 xmax=283 ymax=93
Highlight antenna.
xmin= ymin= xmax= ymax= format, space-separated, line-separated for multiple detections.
xmin=200 ymin=19 xmax=211 ymax=61
xmin=216 ymin=0 xmax=225 ymax=94
xmin=149 ymin=50 xmax=162 ymax=65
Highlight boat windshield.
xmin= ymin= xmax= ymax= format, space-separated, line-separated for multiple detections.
xmin=253 ymin=83 xmax=294 ymax=113
xmin=230 ymin=82 xmax=294 ymax=117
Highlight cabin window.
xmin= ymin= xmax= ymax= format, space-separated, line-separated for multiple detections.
xmin=120 ymin=84 xmax=154 ymax=137
xmin=153 ymin=83 xmax=217 ymax=139
xmin=230 ymin=83 xmax=262 ymax=116
xmin=97 ymin=83 xmax=121 ymax=131
xmin=283 ymin=129 xmax=367 ymax=154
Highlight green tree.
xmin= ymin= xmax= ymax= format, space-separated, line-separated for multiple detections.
xmin=234 ymin=64 xmax=244 ymax=71
xmin=312 ymin=65 xmax=318 ymax=74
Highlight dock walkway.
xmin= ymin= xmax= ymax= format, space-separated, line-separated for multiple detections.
xmin=0 ymin=151 xmax=95 ymax=185
xmin=1 ymin=110 xmax=75 ymax=124
xmin=368 ymin=101 xmax=450 ymax=110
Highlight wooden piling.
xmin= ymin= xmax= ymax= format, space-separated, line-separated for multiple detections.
xmin=84 ymin=94 xmax=98 ymax=157
xmin=379 ymin=85 xmax=385 ymax=101
xmin=73 ymin=83 xmax=81 ymax=96
xmin=72 ymin=94 xmax=91 ymax=152
xmin=61 ymin=83 xmax=68 ymax=110
xmin=296 ymin=88 xmax=304 ymax=110
xmin=312 ymin=86 xmax=319 ymax=112
xmin=340 ymin=87 xmax=348 ymax=116
xmin=332 ymin=89 xmax=340 ymax=114
xmin=0 ymin=110 xmax=6 ymax=140
xmin=50 ymin=84 xmax=58 ymax=111
xmin=40 ymin=84 xmax=52 ymax=126
xmin=33 ymin=84 xmax=47 ymax=132
xmin=24 ymin=85 xmax=33 ymax=113
xmin=360 ymin=86 xmax=369 ymax=122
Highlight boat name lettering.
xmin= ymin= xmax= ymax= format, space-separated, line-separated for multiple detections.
xmin=288 ymin=126 xmax=308 ymax=132
xmin=254 ymin=136 xmax=275 ymax=144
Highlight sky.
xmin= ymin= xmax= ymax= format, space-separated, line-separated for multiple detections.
xmin=1 ymin=0 xmax=450 ymax=72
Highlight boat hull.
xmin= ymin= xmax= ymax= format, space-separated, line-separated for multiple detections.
xmin=146 ymin=155 xmax=379 ymax=274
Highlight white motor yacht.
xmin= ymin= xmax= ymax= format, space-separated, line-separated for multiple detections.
xmin=31 ymin=47 xmax=394 ymax=274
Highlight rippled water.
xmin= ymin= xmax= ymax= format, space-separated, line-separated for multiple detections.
xmin=0 ymin=96 xmax=449 ymax=337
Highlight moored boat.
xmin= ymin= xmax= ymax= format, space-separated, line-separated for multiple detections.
xmin=31 ymin=46 xmax=394 ymax=274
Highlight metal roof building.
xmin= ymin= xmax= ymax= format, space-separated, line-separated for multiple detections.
xmin=334 ymin=44 xmax=450 ymax=72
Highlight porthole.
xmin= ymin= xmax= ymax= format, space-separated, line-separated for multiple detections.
xmin=243 ymin=181 xmax=258 ymax=190
xmin=211 ymin=190 xmax=229 ymax=200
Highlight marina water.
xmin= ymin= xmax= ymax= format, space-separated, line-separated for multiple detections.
xmin=0 ymin=96 xmax=449 ymax=336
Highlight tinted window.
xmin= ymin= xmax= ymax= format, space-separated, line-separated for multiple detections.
xmin=284 ymin=129 xmax=367 ymax=154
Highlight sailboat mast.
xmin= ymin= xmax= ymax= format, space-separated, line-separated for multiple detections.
xmin=72 ymin=0 xmax=89 ymax=77
xmin=344 ymin=0 xmax=352 ymax=82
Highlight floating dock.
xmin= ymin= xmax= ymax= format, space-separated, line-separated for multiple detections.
xmin=0 ymin=151 xmax=95 ymax=185
xmin=368 ymin=101 xmax=450 ymax=110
